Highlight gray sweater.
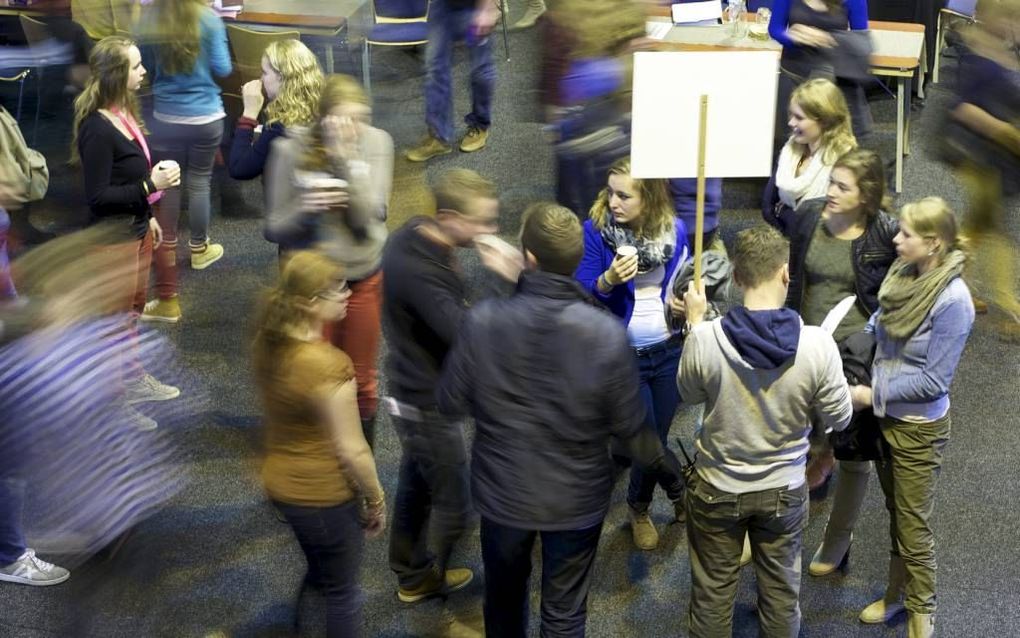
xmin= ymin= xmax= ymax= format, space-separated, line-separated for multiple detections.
xmin=678 ymin=319 xmax=853 ymax=493
xmin=265 ymin=125 xmax=394 ymax=280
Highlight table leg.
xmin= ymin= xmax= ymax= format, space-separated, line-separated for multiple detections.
xmin=895 ymin=76 xmax=904 ymax=193
xmin=904 ymin=76 xmax=913 ymax=157
xmin=325 ymin=44 xmax=335 ymax=74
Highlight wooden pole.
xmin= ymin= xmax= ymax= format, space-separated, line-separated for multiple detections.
xmin=694 ymin=94 xmax=709 ymax=294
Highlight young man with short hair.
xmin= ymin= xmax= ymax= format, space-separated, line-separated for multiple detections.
xmin=438 ymin=202 xmax=685 ymax=637
xmin=383 ymin=169 xmax=517 ymax=604
xmin=679 ymin=225 xmax=853 ymax=638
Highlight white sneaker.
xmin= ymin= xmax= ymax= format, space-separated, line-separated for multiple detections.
xmin=0 ymin=549 xmax=70 ymax=586
xmin=125 ymin=373 xmax=181 ymax=404
xmin=125 ymin=404 xmax=158 ymax=431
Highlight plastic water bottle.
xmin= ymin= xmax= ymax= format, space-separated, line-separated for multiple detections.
xmin=727 ymin=0 xmax=748 ymax=39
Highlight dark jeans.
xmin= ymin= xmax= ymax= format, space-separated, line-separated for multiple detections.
xmin=0 ymin=477 xmax=27 ymax=566
xmin=388 ymin=408 xmax=471 ymax=589
xmin=425 ymin=0 xmax=495 ymax=143
xmin=275 ymin=500 xmax=365 ymax=638
xmin=481 ymin=517 xmax=603 ymax=638
xmin=627 ymin=338 xmax=682 ymax=511
xmin=686 ymin=474 xmax=809 ymax=638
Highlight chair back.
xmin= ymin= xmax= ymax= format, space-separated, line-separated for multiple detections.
xmin=943 ymin=0 xmax=977 ymax=17
xmin=372 ymin=0 xmax=429 ymax=23
xmin=19 ymin=15 xmax=53 ymax=48
xmin=225 ymin=25 xmax=301 ymax=87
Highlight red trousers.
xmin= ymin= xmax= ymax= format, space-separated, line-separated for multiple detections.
xmin=323 ymin=270 xmax=383 ymax=419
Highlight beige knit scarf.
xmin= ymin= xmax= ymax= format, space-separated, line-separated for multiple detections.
xmin=877 ymin=250 xmax=966 ymax=339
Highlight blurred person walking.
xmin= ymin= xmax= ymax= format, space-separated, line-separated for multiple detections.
xmin=1 ymin=225 xmax=187 ymax=588
xmin=253 ymin=251 xmax=386 ymax=637
xmin=404 ymin=0 xmax=500 ymax=162
xmin=137 ymin=0 xmax=233 ymax=323
xmin=942 ymin=0 xmax=1020 ymax=339
xmin=575 ymin=157 xmax=690 ymax=551
xmin=230 ymin=39 xmax=324 ymax=251
xmin=851 ymin=198 xmax=975 ymax=638
xmin=679 ymin=225 xmax=853 ymax=638
xmin=266 ymin=75 xmax=394 ymax=447
xmin=383 ymin=169 xmax=520 ymax=605
xmin=72 ymin=36 xmax=182 ymax=420
xmin=437 ymin=202 xmax=685 ymax=637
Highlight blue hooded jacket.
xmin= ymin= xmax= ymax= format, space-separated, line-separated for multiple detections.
xmin=721 ymin=306 xmax=801 ymax=369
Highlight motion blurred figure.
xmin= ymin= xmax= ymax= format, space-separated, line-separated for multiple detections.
xmin=943 ymin=0 xmax=1020 ymax=339
xmin=437 ymin=202 xmax=685 ymax=637
xmin=382 ymin=169 xmax=519 ymax=605
xmin=253 ymin=251 xmax=386 ymax=637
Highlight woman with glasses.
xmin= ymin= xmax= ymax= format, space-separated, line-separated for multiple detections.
xmin=253 ymin=251 xmax=386 ymax=638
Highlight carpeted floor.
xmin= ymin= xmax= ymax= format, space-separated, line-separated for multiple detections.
xmin=2 ymin=13 xmax=1019 ymax=638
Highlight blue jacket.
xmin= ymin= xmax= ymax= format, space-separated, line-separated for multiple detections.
xmin=869 ymin=276 xmax=975 ymax=422
xmin=768 ymin=0 xmax=868 ymax=48
xmin=575 ymin=217 xmax=690 ymax=326
xmin=142 ymin=7 xmax=232 ymax=118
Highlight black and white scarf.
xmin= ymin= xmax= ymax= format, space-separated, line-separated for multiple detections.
xmin=600 ymin=219 xmax=675 ymax=273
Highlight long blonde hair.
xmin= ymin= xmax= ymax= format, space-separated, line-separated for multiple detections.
xmin=252 ymin=251 xmax=343 ymax=377
xmin=588 ymin=157 xmax=675 ymax=240
xmin=71 ymin=36 xmax=142 ymax=166
xmin=263 ymin=40 xmax=323 ymax=128
xmin=301 ymin=74 xmax=370 ymax=171
xmin=790 ymin=78 xmax=857 ymax=165
xmin=145 ymin=0 xmax=205 ymax=75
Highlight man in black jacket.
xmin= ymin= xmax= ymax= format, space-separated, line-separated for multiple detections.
xmin=437 ymin=202 xmax=685 ymax=637
xmin=383 ymin=169 xmax=519 ymax=605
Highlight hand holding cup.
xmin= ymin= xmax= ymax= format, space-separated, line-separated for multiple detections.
xmin=604 ymin=246 xmax=639 ymax=287
xmin=151 ymin=160 xmax=181 ymax=190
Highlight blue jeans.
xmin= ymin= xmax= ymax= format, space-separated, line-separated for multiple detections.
xmin=425 ymin=0 xmax=495 ymax=144
xmin=274 ymin=500 xmax=365 ymax=638
xmin=149 ymin=118 xmax=225 ymax=246
xmin=388 ymin=409 xmax=471 ymax=589
xmin=627 ymin=337 xmax=682 ymax=511
xmin=481 ymin=517 xmax=603 ymax=638
xmin=0 ymin=477 xmax=27 ymax=566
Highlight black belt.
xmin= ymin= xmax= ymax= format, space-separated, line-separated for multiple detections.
xmin=632 ymin=333 xmax=682 ymax=357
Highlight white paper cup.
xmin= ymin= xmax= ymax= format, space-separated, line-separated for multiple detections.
xmin=294 ymin=171 xmax=348 ymax=191
xmin=616 ymin=245 xmax=637 ymax=259
xmin=157 ymin=160 xmax=179 ymax=172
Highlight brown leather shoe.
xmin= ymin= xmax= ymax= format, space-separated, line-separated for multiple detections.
xmin=397 ymin=566 xmax=474 ymax=603
xmin=459 ymin=126 xmax=489 ymax=153
xmin=405 ymin=135 xmax=452 ymax=162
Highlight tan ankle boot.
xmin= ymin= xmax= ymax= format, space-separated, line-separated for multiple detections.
xmin=908 ymin=612 xmax=935 ymax=638
xmin=511 ymin=0 xmax=545 ymax=30
xmin=859 ymin=555 xmax=907 ymax=623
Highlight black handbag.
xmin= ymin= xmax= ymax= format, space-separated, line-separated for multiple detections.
xmin=830 ymin=331 xmax=884 ymax=462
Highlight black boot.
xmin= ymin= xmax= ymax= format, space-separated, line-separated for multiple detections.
xmin=361 ymin=415 xmax=376 ymax=450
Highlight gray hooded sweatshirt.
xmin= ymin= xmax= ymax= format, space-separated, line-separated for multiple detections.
xmin=678 ymin=307 xmax=852 ymax=494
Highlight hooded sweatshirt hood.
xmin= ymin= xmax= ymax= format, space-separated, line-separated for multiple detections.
xmin=720 ymin=306 xmax=801 ymax=369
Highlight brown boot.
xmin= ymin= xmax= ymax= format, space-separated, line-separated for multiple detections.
xmin=907 ymin=612 xmax=935 ymax=638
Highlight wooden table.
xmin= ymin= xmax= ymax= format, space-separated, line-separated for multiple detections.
xmin=0 ymin=0 xmax=70 ymax=17
xmin=220 ymin=0 xmax=367 ymax=73
xmin=647 ymin=13 xmax=925 ymax=192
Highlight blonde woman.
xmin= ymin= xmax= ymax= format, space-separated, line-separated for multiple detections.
xmin=852 ymin=198 xmax=974 ymax=637
xmin=575 ymin=156 xmax=690 ymax=551
xmin=253 ymin=251 xmax=385 ymax=638
xmin=266 ymin=74 xmax=394 ymax=447
xmin=764 ymin=78 xmax=858 ymax=236
xmin=138 ymin=0 xmax=232 ymax=323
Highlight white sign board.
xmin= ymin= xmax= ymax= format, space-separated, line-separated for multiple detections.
xmin=631 ymin=50 xmax=780 ymax=179
xmin=672 ymin=1 xmax=723 ymax=25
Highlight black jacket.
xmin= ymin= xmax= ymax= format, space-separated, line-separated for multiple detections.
xmin=382 ymin=217 xmax=468 ymax=406
xmin=437 ymin=270 xmax=684 ymax=531
xmin=832 ymin=331 xmax=882 ymax=461
xmin=787 ymin=198 xmax=899 ymax=318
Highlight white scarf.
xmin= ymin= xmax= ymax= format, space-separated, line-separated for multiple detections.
xmin=775 ymin=141 xmax=832 ymax=210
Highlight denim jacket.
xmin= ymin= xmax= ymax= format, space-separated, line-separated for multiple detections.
xmin=869 ymin=277 xmax=975 ymax=421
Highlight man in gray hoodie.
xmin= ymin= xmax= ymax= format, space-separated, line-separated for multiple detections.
xmin=678 ymin=225 xmax=853 ymax=638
